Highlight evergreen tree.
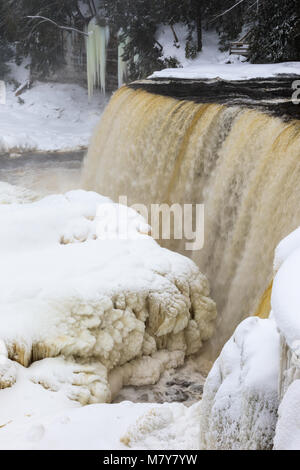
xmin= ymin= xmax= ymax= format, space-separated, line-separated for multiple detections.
xmin=249 ymin=0 xmax=300 ymax=62
xmin=103 ymin=0 xmax=208 ymax=80
xmin=1 ymin=0 xmax=299 ymax=81
xmin=1 ymin=0 xmax=92 ymax=77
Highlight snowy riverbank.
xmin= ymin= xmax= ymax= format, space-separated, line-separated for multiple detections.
xmin=0 ymin=80 xmax=107 ymax=154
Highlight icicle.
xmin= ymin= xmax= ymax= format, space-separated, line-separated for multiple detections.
xmin=86 ymin=18 xmax=109 ymax=98
xmin=118 ymin=32 xmax=128 ymax=88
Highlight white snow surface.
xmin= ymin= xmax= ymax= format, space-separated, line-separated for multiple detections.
xmin=0 ymin=382 xmax=200 ymax=450
xmin=156 ymin=28 xmax=233 ymax=69
xmin=0 ymin=78 xmax=107 ymax=153
xmin=152 ymin=61 xmax=300 ymax=81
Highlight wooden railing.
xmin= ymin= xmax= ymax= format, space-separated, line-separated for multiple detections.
xmin=229 ymin=29 xmax=252 ymax=57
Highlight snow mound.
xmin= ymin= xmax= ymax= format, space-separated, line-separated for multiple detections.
xmin=199 ymin=316 xmax=280 ymax=450
xmin=0 ymin=189 xmax=216 ymax=404
xmin=151 ymin=61 xmax=300 ymax=81
xmin=272 ymin=227 xmax=300 ymax=354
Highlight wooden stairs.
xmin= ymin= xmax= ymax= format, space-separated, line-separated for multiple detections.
xmin=229 ymin=30 xmax=252 ymax=57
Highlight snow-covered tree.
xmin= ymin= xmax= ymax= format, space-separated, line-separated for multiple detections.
xmin=249 ymin=0 xmax=300 ymax=62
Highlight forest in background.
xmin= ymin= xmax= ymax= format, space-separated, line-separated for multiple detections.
xmin=0 ymin=0 xmax=299 ymax=81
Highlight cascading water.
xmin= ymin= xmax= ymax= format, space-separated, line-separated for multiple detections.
xmin=82 ymin=85 xmax=300 ymax=356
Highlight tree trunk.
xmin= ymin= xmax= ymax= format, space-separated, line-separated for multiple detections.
xmin=193 ymin=0 xmax=202 ymax=51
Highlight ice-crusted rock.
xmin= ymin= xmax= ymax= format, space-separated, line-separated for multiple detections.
xmin=274 ymin=380 xmax=300 ymax=450
xmin=199 ymin=316 xmax=280 ymax=450
xmin=0 ymin=188 xmax=216 ymax=404
xmin=272 ymin=227 xmax=300 ymax=402
xmin=270 ymin=226 xmax=300 ymax=449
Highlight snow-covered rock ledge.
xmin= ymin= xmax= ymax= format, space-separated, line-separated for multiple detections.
xmin=0 ymin=184 xmax=216 ymax=405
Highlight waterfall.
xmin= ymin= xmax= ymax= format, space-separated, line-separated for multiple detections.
xmin=86 ymin=18 xmax=110 ymax=97
xmin=82 ymin=86 xmax=300 ymax=356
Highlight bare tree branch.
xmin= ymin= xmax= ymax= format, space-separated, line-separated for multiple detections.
xmin=27 ymin=15 xmax=89 ymax=36
xmin=209 ymin=0 xmax=247 ymax=23
xmin=170 ymin=24 xmax=179 ymax=44
xmin=155 ymin=40 xmax=163 ymax=52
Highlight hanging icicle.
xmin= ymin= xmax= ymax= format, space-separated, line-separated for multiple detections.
xmin=86 ymin=18 xmax=109 ymax=98
xmin=118 ymin=32 xmax=128 ymax=88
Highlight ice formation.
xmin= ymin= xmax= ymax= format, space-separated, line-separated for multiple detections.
xmin=0 ymin=399 xmax=201 ymax=450
xmin=86 ymin=18 xmax=110 ymax=97
xmin=199 ymin=316 xmax=280 ymax=450
xmin=198 ymin=224 xmax=300 ymax=450
xmin=0 ymin=188 xmax=216 ymax=405
xmin=118 ymin=33 xmax=128 ymax=88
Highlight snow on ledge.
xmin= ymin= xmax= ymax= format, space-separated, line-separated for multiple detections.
xmin=150 ymin=62 xmax=300 ymax=81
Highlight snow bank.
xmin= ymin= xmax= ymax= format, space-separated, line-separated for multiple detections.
xmin=199 ymin=224 xmax=300 ymax=450
xmin=199 ymin=316 xmax=280 ymax=450
xmin=0 ymin=188 xmax=216 ymax=405
xmin=153 ymin=28 xmax=300 ymax=80
xmin=120 ymin=401 xmax=201 ymax=450
xmin=272 ymin=233 xmax=300 ymax=353
xmin=156 ymin=28 xmax=237 ymax=69
xmin=271 ymin=226 xmax=300 ymax=436
xmin=0 ymin=81 xmax=107 ymax=153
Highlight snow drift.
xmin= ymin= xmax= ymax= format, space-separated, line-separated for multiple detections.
xmin=0 ymin=185 xmax=216 ymax=404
